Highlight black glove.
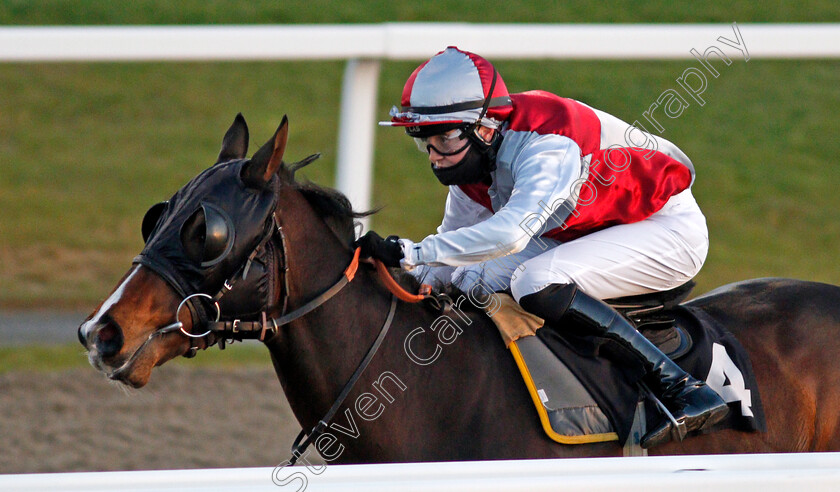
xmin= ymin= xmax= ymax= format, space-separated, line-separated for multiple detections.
xmin=354 ymin=231 xmax=404 ymax=268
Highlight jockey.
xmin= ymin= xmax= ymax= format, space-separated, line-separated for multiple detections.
xmin=359 ymin=46 xmax=728 ymax=448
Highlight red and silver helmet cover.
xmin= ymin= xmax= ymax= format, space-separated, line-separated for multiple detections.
xmin=380 ymin=46 xmax=512 ymax=131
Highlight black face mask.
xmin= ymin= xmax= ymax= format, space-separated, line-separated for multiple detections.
xmin=135 ymin=159 xmax=277 ymax=301
xmin=430 ymin=143 xmax=494 ymax=186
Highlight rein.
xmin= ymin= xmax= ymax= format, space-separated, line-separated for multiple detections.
xmin=191 ymin=213 xmax=432 ymax=345
xmin=201 ymin=239 xmax=363 ymax=342
xmin=288 ymin=294 xmax=398 ymax=465
xmin=282 ymin=254 xmax=444 ymax=464
xmin=143 ymin=190 xmax=439 ymax=464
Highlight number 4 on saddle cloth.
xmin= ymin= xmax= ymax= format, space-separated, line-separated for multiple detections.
xmin=489 ymin=283 xmax=766 ymax=451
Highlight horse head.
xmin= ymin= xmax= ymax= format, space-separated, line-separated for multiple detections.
xmin=79 ymin=114 xmax=295 ymax=388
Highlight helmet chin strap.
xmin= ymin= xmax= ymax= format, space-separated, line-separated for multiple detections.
xmin=467 ymin=68 xmax=498 ymax=133
xmin=460 ymin=68 xmax=503 ymax=171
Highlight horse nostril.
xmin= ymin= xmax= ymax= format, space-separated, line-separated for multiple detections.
xmin=77 ymin=326 xmax=87 ymax=347
xmin=95 ymin=319 xmax=124 ymax=359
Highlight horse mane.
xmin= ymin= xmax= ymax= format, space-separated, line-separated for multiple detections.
xmin=281 ymin=155 xmax=374 ymax=245
xmin=281 ymin=160 xmax=484 ymax=318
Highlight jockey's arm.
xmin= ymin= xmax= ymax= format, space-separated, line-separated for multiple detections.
xmin=400 ymin=134 xmax=585 ymax=268
xmin=438 ymin=185 xmax=493 ymax=234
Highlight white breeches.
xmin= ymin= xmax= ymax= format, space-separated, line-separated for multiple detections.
xmin=412 ymin=190 xmax=709 ymax=302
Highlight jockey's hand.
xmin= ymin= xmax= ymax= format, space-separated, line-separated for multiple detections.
xmin=354 ymin=231 xmax=404 ymax=268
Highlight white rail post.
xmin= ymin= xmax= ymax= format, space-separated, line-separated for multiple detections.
xmin=335 ymin=58 xmax=381 ymax=233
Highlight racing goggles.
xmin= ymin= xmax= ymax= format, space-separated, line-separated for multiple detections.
xmin=413 ymin=129 xmax=471 ymax=156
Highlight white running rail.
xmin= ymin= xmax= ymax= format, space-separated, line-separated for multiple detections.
xmin=3 ymin=452 xmax=840 ymax=491
xmin=1 ymin=23 xmax=837 ymax=224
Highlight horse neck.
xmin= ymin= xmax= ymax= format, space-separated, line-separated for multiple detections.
xmin=266 ymin=186 xmax=393 ymax=424
xmin=261 ymin=187 xmax=550 ymax=462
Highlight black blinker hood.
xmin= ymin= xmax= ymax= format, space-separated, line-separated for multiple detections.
xmin=133 ymin=159 xmax=279 ymax=308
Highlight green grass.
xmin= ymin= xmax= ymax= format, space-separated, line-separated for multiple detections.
xmin=1 ymin=2 xmax=839 ymax=310
xmin=0 ymin=342 xmax=272 ymax=375
xmin=2 ymin=1 xmax=839 ymax=25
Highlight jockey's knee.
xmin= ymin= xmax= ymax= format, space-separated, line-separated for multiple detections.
xmin=510 ymin=262 xmax=574 ymax=303
xmin=451 ymin=266 xmax=478 ymax=292
xmin=451 ymin=263 xmax=515 ymax=294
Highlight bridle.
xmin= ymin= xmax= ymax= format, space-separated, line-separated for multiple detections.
xmin=133 ymin=180 xmax=441 ymax=465
xmin=140 ymin=213 xmax=360 ymax=356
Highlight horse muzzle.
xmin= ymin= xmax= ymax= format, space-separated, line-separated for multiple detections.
xmin=78 ymin=315 xmax=126 ymax=370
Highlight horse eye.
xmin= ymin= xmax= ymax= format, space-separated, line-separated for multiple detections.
xmin=180 ymin=203 xmax=234 ymax=267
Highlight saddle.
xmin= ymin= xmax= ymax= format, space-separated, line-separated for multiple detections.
xmin=490 ymin=283 xmax=766 ymax=448
xmin=606 ymin=281 xmax=697 ymax=359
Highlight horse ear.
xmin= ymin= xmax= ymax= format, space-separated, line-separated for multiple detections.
xmin=216 ymin=113 xmax=249 ymax=164
xmin=242 ymin=115 xmax=288 ymax=188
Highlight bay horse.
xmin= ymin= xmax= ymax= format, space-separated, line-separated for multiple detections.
xmin=79 ymin=114 xmax=840 ymax=464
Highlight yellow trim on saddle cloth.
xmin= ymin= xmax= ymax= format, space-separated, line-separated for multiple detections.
xmin=509 ymin=340 xmax=619 ymax=444
xmin=486 ymin=293 xmax=618 ymax=445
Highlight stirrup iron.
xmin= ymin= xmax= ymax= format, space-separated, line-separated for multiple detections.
xmin=642 ymin=382 xmax=687 ymax=443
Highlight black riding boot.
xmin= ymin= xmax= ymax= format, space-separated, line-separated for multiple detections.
xmin=519 ymin=284 xmax=729 ymax=449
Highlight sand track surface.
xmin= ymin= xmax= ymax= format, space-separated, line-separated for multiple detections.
xmin=0 ymin=366 xmax=306 ymax=473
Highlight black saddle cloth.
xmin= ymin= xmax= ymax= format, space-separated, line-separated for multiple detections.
xmin=536 ymin=293 xmax=766 ymax=444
